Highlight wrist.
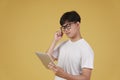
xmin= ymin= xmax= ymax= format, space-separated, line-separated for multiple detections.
xmin=53 ymin=39 xmax=58 ymax=44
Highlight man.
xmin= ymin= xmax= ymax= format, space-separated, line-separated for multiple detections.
xmin=47 ymin=11 xmax=94 ymax=80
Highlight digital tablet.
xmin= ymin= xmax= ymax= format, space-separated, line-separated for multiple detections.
xmin=35 ymin=52 xmax=55 ymax=69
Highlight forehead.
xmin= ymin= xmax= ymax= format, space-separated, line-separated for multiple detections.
xmin=62 ymin=21 xmax=71 ymax=26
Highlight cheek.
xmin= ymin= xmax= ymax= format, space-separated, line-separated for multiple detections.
xmin=72 ymin=29 xmax=79 ymax=37
xmin=71 ymin=28 xmax=77 ymax=34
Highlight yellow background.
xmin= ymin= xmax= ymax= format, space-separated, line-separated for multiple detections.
xmin=0 ymin=0 xmax=120 ymax=80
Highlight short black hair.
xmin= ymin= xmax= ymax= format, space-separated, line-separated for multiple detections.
xmin=60 ymin=11 xmax=81 ymax=26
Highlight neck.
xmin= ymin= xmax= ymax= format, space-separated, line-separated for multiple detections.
xmin=70 ymin=32 xmax=82 ymax=42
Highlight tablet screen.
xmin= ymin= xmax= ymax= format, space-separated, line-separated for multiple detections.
xmin=35 ymin=52 xmax=55 ymax=69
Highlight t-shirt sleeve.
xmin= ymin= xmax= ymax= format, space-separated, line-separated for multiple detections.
xmin=52 ymin=41 xmax=67 ymax=59
xmin=81 ymin=46 xmax=94 ymax=69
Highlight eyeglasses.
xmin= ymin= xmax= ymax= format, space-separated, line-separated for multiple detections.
xmin=60 ymin=22 xmax=75 ymax=32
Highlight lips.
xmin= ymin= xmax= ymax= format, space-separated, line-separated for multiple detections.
xmin=66 ymin=32 xmax=70 ymax=34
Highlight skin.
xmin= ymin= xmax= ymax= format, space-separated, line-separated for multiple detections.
xmin=47 ymin=21 xmax=92 ymax=80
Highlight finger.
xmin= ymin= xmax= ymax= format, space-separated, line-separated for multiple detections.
xmin=56 ymin=31 xmax=60 ymax=36
xmin=56 ymin=30 xmax=62 ymax=35
xmin=48 ymin=62 xmax=55 ymax=68
xmin=48 ymin=63 xmax=58 ymax=72
xmin=49 ymin=62 xmax=56 ymax=68
xmin=50 ymin=66 xmax=58 ymax=72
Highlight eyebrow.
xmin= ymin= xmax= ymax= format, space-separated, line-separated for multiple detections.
xmin=62 ymin=24 xmax=69 ymax=27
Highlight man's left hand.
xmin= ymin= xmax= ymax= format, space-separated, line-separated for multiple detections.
xmin=48 ymin=62 xmax=67 ymax=78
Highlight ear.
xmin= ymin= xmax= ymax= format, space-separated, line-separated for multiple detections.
xmin=76 ymin=21 xmax=80 ymax=25
xmin=76 ymin=22 xmax=80 ymax=28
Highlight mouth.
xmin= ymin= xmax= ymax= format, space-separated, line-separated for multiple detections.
xmin=66 ymin=32 xmax=71 ymax=36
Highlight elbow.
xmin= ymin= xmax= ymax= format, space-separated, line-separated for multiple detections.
xmin=79 ymin=74 xmax=90 ymax=80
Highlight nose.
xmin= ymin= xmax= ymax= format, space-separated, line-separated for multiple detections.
xmin=64 ymin=29 xmax=70 ymax=34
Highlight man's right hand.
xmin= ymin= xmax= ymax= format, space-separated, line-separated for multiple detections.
xmin=54 ymin=30 xmax=63 ymax=42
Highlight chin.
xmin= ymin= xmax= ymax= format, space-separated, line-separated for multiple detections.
xmin=67 ymin=34 xmax=74 ymax=38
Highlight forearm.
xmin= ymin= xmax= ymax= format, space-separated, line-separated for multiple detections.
xmin=64 ymin=73 xmax=90 ymax=80
xmin=46 ymin=40 xmax=57 ymax=58
xmin=48 ymin=60 xmax=92 ymax=80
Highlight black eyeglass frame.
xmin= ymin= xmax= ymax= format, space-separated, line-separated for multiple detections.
xmin=60 ymin=22 xmax=76 ymax=32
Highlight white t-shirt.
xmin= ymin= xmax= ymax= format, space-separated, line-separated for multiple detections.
xmin=53 ymin=39 xmax=94 ymax=80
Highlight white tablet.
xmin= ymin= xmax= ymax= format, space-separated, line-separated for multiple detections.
xmin=35 ymin=52 xmax=55 ymax=69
